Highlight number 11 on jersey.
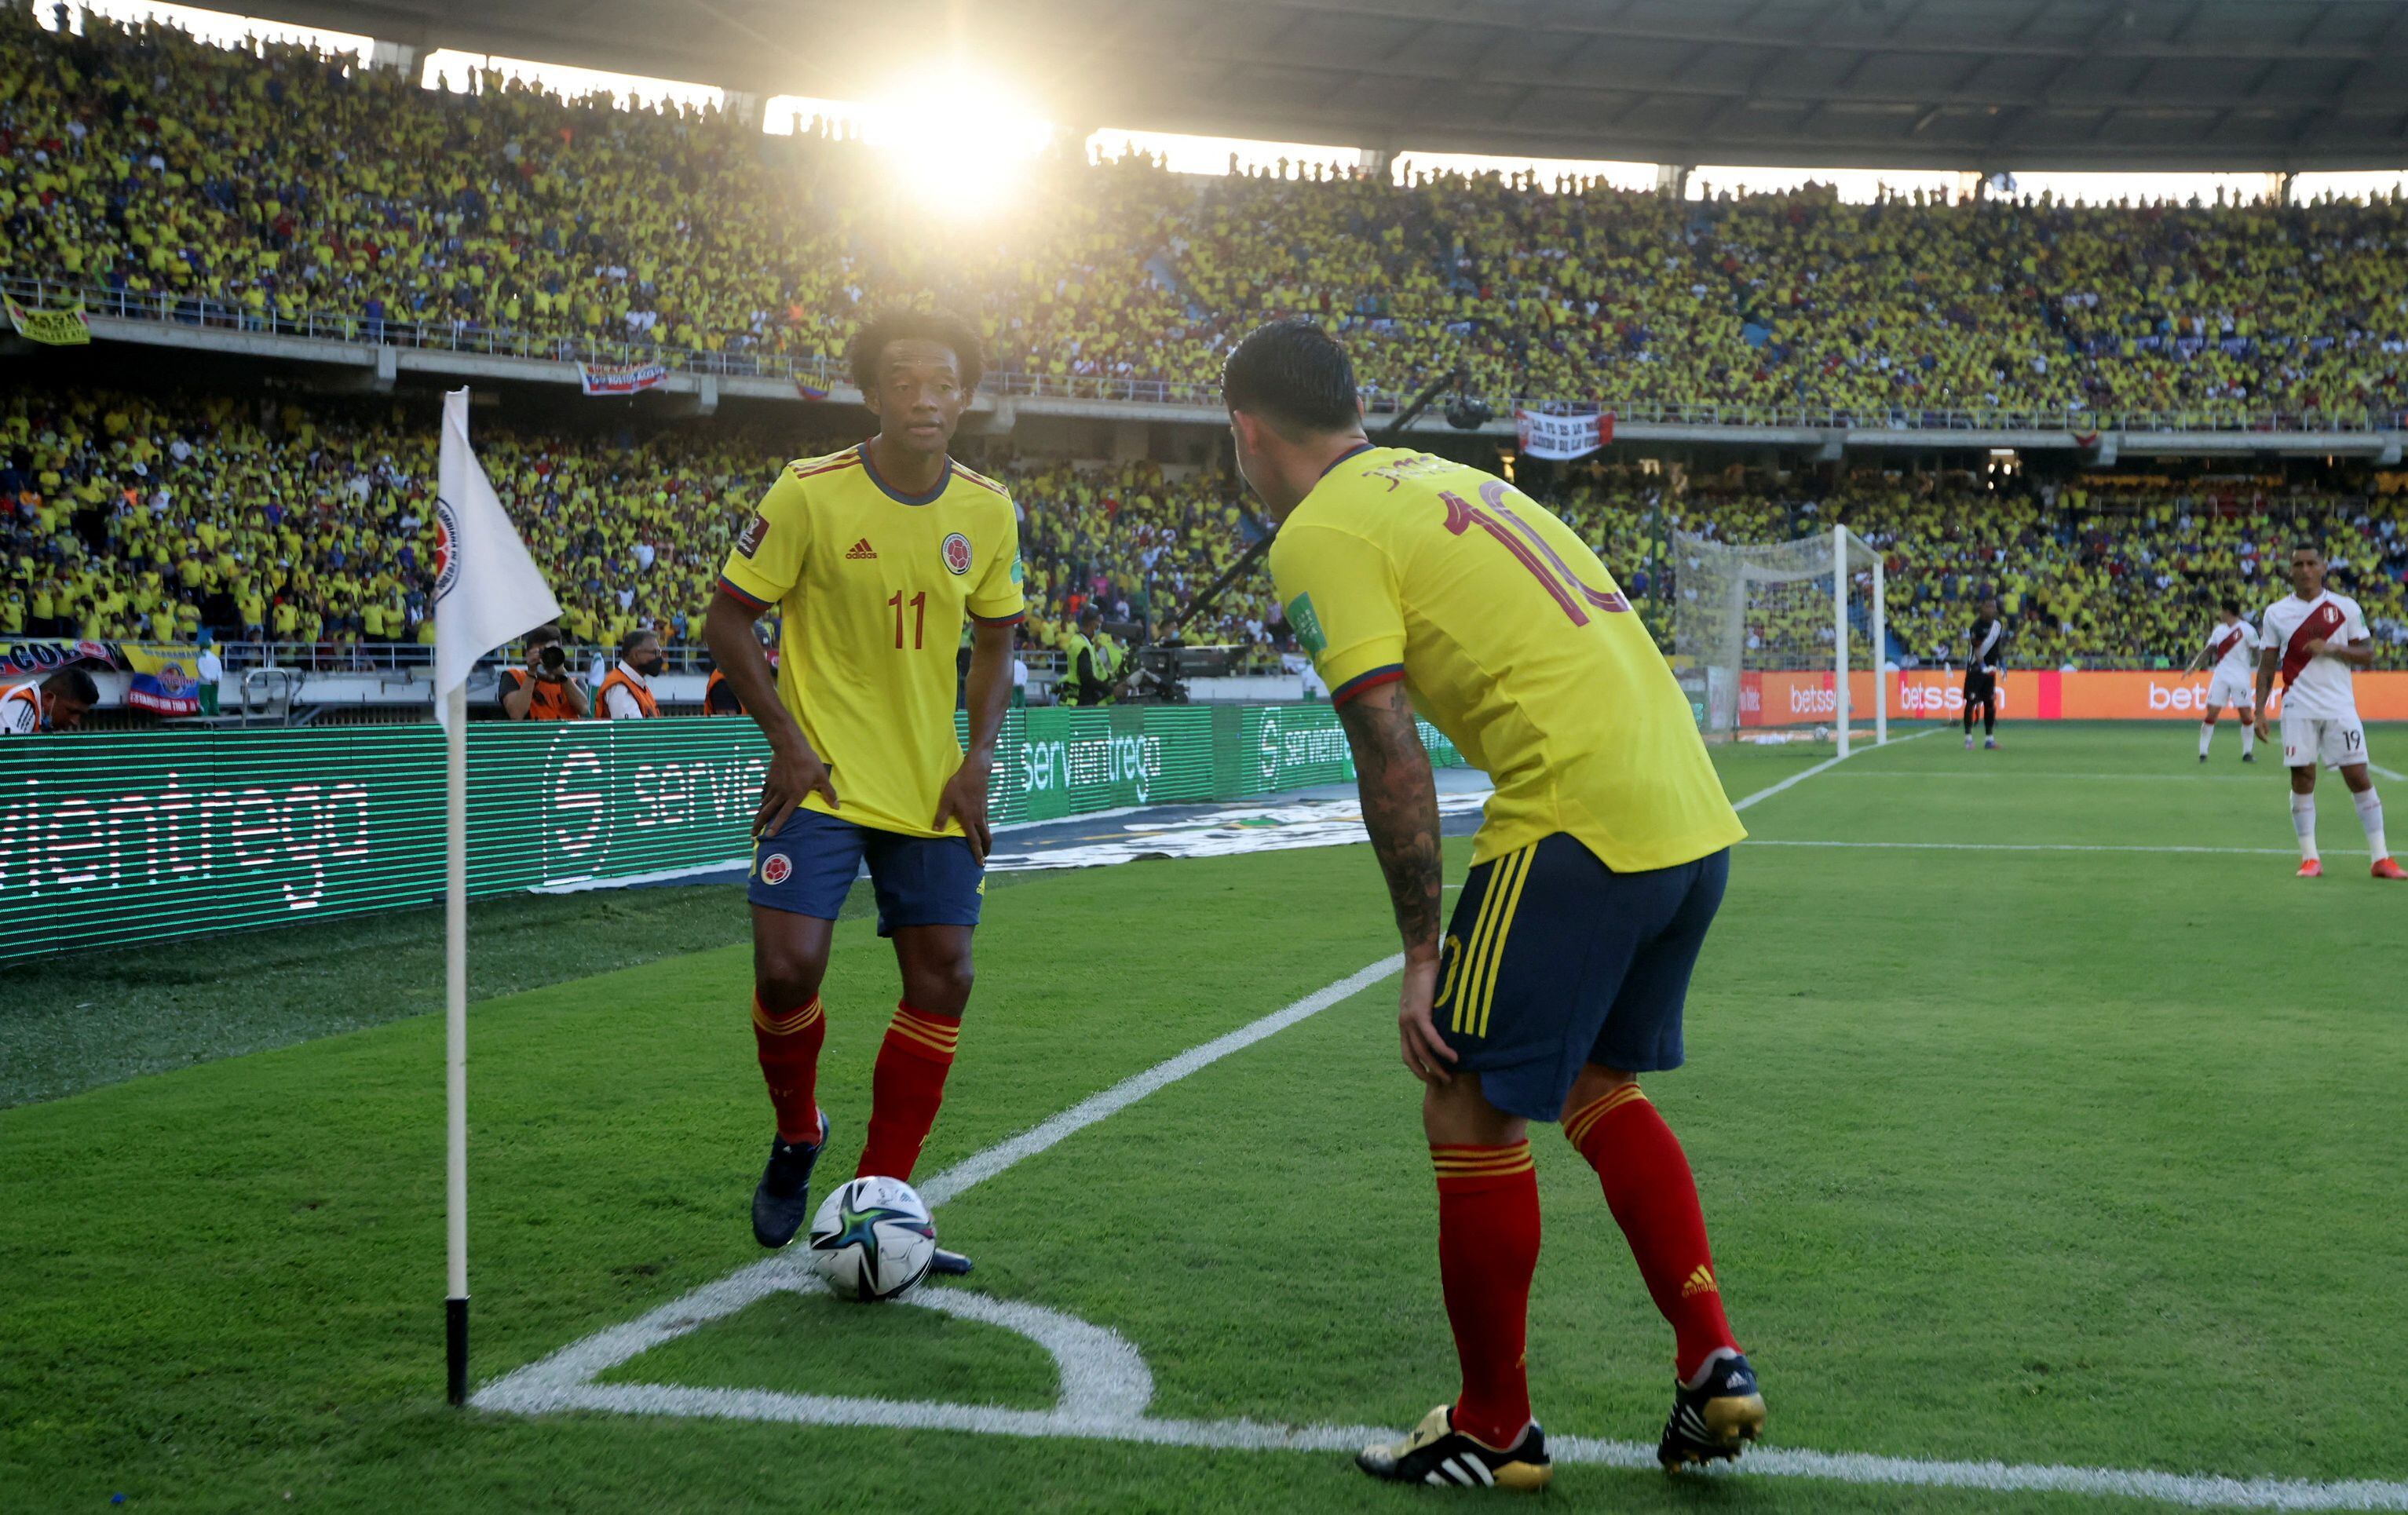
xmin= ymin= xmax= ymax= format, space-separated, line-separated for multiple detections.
xmin=889 ymin=590 xmax=927 ymax=649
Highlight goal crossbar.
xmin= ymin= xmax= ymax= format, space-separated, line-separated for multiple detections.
xmin=1671 ymin=524 xmax=1887 ymax=757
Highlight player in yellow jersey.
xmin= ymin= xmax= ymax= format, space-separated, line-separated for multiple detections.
xmin=703 ymin=310 xmax=1025 ymax=1271
xmin=1223 ymin=319 xmax=1761 ymax=1491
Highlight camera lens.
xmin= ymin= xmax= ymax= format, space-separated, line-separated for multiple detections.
xmin=541 ymin=646 xmax=565 ymax=670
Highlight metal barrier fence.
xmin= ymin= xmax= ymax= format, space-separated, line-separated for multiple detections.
xmin=13 ymin=268 xmax=2402 ymax=436
xmin=0 ymin=703 xmax=1461 ymax=962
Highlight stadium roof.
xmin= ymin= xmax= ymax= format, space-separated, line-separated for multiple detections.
xmin=249 ymin=0 xmax=2408 ymax=172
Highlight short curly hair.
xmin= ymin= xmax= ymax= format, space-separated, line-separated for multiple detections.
xmin=848 ymin=308 xmax=985 ymax=398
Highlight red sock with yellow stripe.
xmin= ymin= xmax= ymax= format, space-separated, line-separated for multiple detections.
xmin=1565 ymin=1084 xmax=1737 ymax=1382
xmin=1431 ymin=1141 xmax=1540 ymax=1449
xmin=855 ymin=1002 xmax=960 ymax=1181
xmin=751 ymin=995 xmax=826 ymax=1145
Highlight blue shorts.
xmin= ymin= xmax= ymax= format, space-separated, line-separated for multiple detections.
xmin=1434 ymin=837 xmax=1730 ymax=1123
xmin=748 ymin=809 xmax=985 ymax=937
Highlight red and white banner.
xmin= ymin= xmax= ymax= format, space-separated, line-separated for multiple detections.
xmin=1513 ymin=407 xmax=1613 ymax=460
xmin=576 ymin=360 xmax=668 ymax=396
xmin=1740 ymin=669 xmax=2408 ymax=726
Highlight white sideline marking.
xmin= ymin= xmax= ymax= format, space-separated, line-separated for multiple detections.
xmin=2373 ymin=762 xmax=2405 ymax=783
xmin=1825 ymin=770 xmax=2276 ymax=783
xmin=1731 ymin=727 xmax=1938 ymax=813
xmin=486 ymin=1264 xmax=2408 ymax=1510
xmin=1748 ymin=839 xmax=2302 ymax=857
xmin=475 ymin=736 xmax=2408 ymax=1509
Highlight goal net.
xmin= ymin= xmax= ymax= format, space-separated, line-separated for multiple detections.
xmin=1671 ymin=526 xmax=1887 ymax=755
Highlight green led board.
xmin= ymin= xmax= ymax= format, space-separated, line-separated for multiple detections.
xmin=0 ymin=704 xmax=1464 ymax=962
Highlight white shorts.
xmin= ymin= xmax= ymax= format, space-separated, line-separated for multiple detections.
xmin=2280 ymin=707 xmax=2370 ymax=769
xmin=2205 ymin=673 xmax=2255 ymax=710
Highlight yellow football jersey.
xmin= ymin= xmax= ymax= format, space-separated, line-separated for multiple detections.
xmin=719 ymin=444 xmax=1025 ymax=839
xmin=1269 ymin=446 xmax=1743 ymax=872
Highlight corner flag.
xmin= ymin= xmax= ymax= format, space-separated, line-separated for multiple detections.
xmin=436 ymin=389 xmax=560 ymax=724
xmin=433 ymin=388 xmax=559 ymax=1407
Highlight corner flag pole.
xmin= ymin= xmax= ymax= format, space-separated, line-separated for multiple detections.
xmin=445 ymin=677 xmax=469 ymax=1405
xmin=434 ymin=385 xmax=561 ymax=1408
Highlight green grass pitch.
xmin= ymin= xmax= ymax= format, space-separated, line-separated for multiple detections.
xmin=4 ymin=722 xmax=2404 ymax=1512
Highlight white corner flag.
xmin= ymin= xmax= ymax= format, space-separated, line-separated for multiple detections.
xmin=434 ymin=388 xmax=558 ymax=1407
xmin=436 ymin=389 xmax=561 ymax=724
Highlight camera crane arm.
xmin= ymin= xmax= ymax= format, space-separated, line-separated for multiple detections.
xmin=1159 ymin=364 xmax=1469 ymax=648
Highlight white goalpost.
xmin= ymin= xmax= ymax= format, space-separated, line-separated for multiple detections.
xmin=1671 ymin=524 xmax=1887 ymax=755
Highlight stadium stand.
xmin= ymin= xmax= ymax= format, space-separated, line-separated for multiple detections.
xmin=9 ymin=385 xmax=2406 ymax=675
xmin=8 ymin=13 xmax=2408 ymax=428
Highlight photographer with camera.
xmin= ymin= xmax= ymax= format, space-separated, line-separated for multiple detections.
xmin=499 ymin=625 xmax=591 ymax=722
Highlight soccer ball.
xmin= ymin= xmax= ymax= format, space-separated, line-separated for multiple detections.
xmin=1814 ymin=725 xmax=1831 ymax=743
xmin=807 ymin=1176 xmax=937 ymax=1302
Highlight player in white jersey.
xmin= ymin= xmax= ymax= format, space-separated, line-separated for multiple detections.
xmin=2252 ymin=544 xmax=2405 ymax=880
xmin=2180 ymin=597 xmax=2259 ymax=763
xmin=0 ymin=669 xmax=97 ymax=735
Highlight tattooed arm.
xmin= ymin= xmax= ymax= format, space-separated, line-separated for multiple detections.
xmin=1333 ymin=679 xmax=1456 ymax=1084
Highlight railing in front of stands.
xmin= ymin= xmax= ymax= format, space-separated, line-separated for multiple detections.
xmin=121 ymin=639 xmax=2264 ymax=680
xmin=156 ymin=642 xmax=1311 ymax=681
xmin=12 ymin=268 xmax=2405 ymax=437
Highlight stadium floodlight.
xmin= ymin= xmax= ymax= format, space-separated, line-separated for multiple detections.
xmin=1671 ymin=525 xmax=1887 ymax=758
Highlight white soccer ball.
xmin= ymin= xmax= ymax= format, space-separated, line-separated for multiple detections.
xmin=807 ymin=1176 xmax=937 ymax=1302
xmin=1814 ymin=725 xmax=1831 ymax=743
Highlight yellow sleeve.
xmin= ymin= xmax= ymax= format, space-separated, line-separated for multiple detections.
xmin=1269 ymin=521 xmax=1405 ymax=703
xmin=719 ymin=467 xmax=809 ymax=607
xmin=966 ymin=504 xmax=1027 ymax=623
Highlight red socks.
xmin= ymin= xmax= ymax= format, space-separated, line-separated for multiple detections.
xmin=1566 ymin=1085 xmax=1737 ymax=1382
xmin=751 ymin=995 xmax=826 ymax=1145
xmin=1432 ymin=1141 xmax=1541 ymax=1450
xmin=855 ymin=1002 xmax=961 ymax=1182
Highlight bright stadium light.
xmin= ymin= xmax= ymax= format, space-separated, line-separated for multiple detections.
xmin=867 ymin=68 xmax=1054 ymax=216
xmin=768 ymin=72 xmax=1054 ymax=217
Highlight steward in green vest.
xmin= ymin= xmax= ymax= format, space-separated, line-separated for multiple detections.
xmin=1060 ymin=606 xmax=1122 ymax=706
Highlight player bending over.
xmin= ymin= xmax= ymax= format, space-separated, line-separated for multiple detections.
xmin=1226 ymin=319 xmax=1761 ymax=1491
xmin=2252 ymin=544 xmax=2403 ymax=881
xmin=1963 ymin=597 xmax=2005 ymax=750
xmin=703 ymin=309 xmax=1028 ymax=1265
xmin=2180 ymin=599 xmax=2259 ymax=763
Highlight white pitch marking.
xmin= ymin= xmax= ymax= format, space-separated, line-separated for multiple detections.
xmin=1729 ymin=728 xmax=1939 ymax=814
xmin=2372 ymin=762 xmax=2405 ymax=783
xmin=475 ymin=955 xmax=1403 ymax=1407
xmin=1821 ymin=770 xmax=2277 ymax=783
xmin=477 ymin=736 xmax=2408 ymax=1509
xmin=915 ymin=954 xmax=1401 ymax=1208
xmin=1746 ymin=839 xmax=2303 ymax=857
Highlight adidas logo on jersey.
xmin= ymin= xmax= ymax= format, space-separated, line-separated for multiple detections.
xmin=1681 ymin=1265 xmax=1719 ymax=1298
xmin=846 ymin=538 xmax=877 ymax=560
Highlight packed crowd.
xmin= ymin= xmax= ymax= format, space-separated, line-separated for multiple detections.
xmin=9 ymin=13 xmax=2408 ymax=425
xmin=1542 ymin=462 xmax=2408 ymax=670
xmin=0 ymin=386 xmax=1288 ymax=664
xmin=9 ymin=385 xmax=2406 ymax=680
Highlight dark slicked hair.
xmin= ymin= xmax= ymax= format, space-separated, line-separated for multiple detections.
xmin=848 ymin=308 xmax=985 ymax=397
xmin=49 ymin=668 xmax=100 ymax=703
xmin=2293 ymin=542 xmax=2325 ymax=559
xmin=1222 ymin=317 xmax=1361 ymax=436
xmin=526 ymin=622 xmax=565 ymax=646
xmin=2221 ymin=597 xmax=2243 ymax=615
